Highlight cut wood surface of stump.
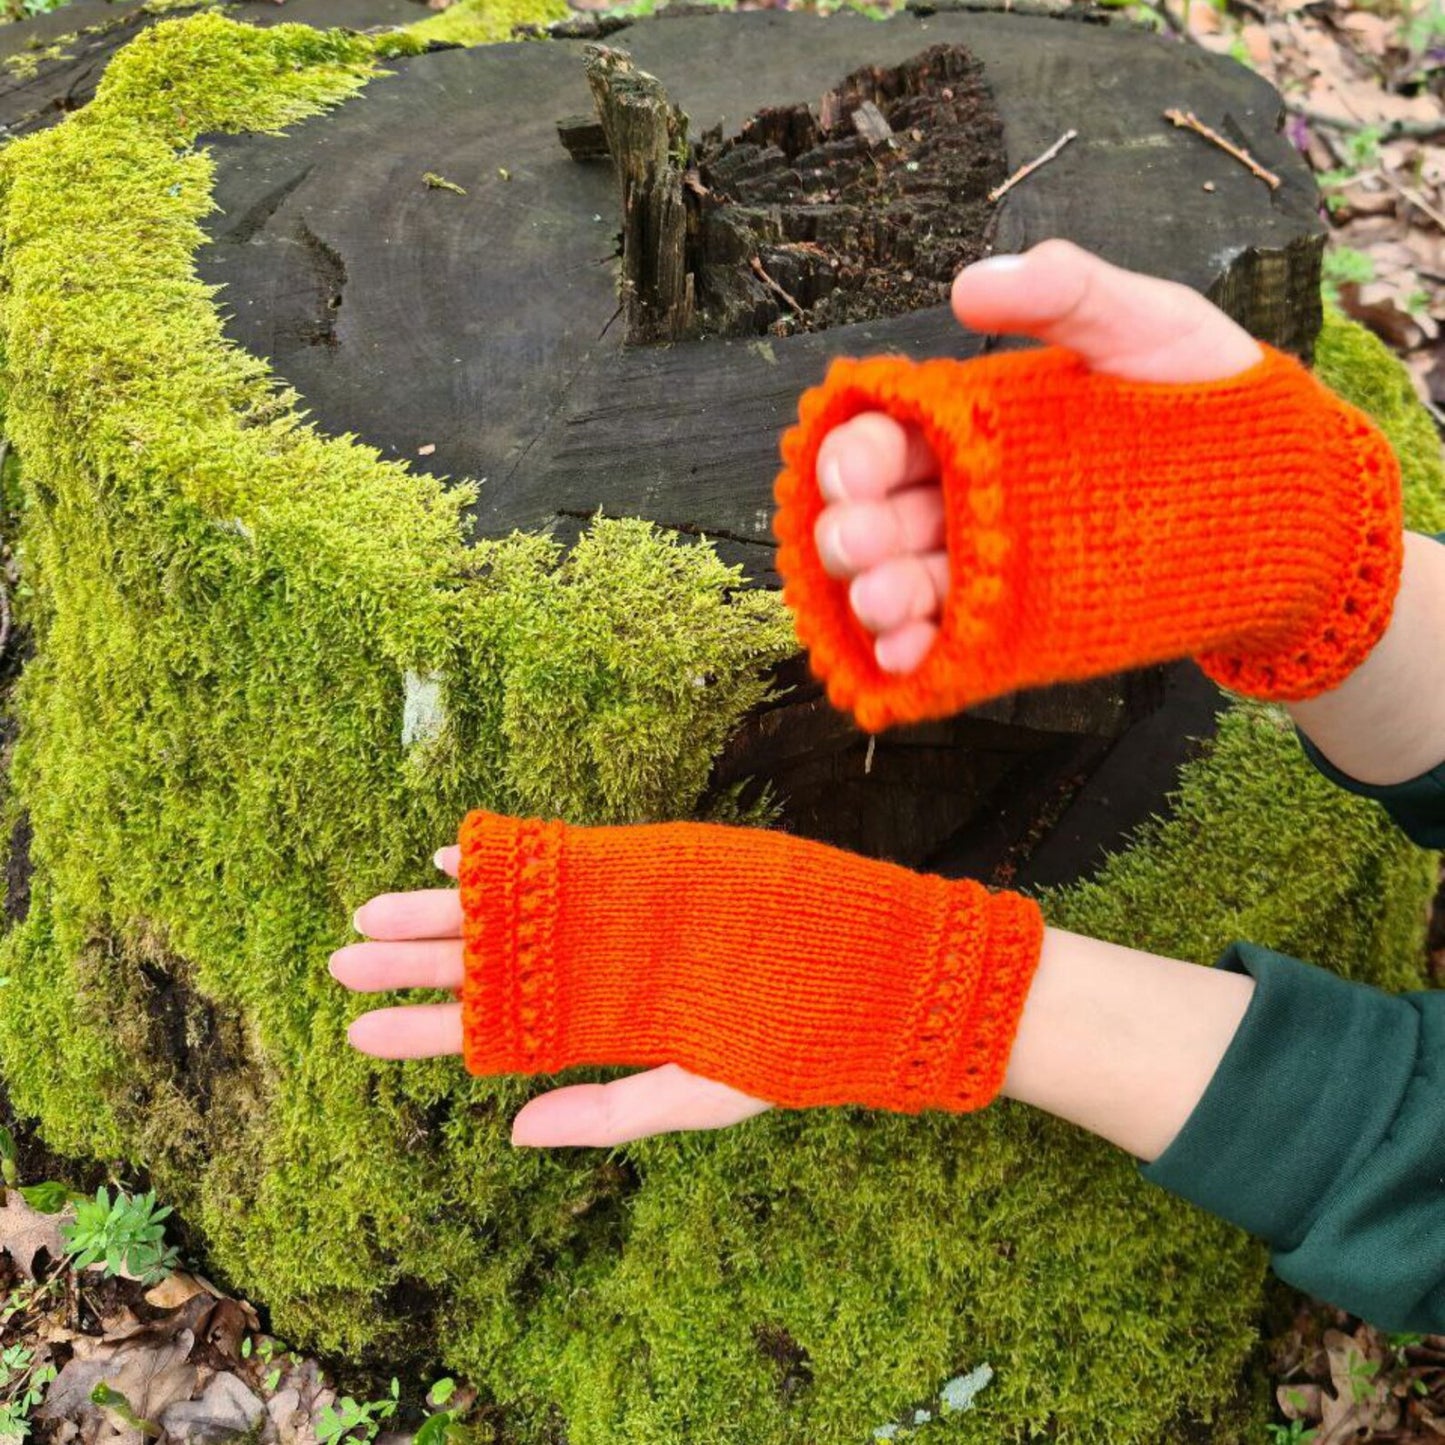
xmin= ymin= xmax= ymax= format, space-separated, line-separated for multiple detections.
xmin=185 ymin=7 xmax=1326 ymax=870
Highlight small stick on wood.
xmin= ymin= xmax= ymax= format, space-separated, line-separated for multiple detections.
xmin=1164 ymin=108 xmax=1280 ymax=189
xmin=749 ymin=255 xmax=804 ymax=314
xmin=987 ymin=128 xmax=1078 ymax=204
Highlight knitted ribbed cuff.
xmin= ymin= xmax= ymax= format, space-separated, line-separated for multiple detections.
xmin=457 ymin=810 xmax=1045 ymax=1114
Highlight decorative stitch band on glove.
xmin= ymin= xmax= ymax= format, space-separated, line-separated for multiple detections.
xmin=457 ymin=809 xmax=1045 ymax=1114
xmin=773 ymin=344 xmax=1404 ymax=733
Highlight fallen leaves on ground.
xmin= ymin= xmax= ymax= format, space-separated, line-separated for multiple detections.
xmin=1273 ymin=1309 xmax=1445 ymax=1443
xmin=0 ymin=1192 xmax=68 ymax=1280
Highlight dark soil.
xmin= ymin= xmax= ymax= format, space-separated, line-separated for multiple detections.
xmin=689 ymin=42 xmax=1006 ymax=337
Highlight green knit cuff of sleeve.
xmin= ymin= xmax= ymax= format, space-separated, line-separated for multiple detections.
xmin=1296 ymin=732 xmax=1445 ymax=848
xmin=1141 ymin=943 xmax=1420 ymax=1250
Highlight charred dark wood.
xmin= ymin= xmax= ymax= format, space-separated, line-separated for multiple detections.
xmin=585 ymin=44 xmax=693 ymax=344
xmin=557 ymin=112 xmax=610 ymax=161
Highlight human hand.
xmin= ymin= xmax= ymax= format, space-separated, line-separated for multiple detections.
xmin=811 ymin=238 xmax=1263 ymax=676
xmin=331 ymin=845 xmax=774 ymax=1148
xmin=335 ymin=809 xmax=1042 ymax=1147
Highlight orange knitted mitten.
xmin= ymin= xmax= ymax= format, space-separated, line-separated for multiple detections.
xmin=457 ymin=810 xmax=1044 ymax=1114
xmin=774 ymin=345 xmax=1403 ymax=732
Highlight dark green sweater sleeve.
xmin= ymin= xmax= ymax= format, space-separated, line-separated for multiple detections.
xmin=1297 ymin=735 xmax=1445 ymax=847
xmin=1143 ymin=944 xmax=1445 ymax=1331
xmin=1142 ymin=534 xmax=1445 ymax=1326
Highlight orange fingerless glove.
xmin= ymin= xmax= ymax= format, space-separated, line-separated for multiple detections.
xmin=457 ymin=810 xmax=1044 ymax=1113
xmin=774 ymin=344 xmax=1403 ymax=732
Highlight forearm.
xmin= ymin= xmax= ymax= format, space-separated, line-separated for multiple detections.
xmin=1001 ymin=927 xmax=1254 ymax=1162
xmin=1286 ymin=531 xmax=1445 ymax=785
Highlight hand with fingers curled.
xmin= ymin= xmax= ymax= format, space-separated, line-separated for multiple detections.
xmin=334 ymin=238 xmax=1426 ymax=1175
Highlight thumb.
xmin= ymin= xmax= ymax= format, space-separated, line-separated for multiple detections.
xmin=952 ymin=239 xmax=1262 ymax=383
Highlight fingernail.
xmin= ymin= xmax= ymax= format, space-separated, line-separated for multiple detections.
xmin=849 ymin=570 xmax=892 ymax=630
xmin=327 ymin=951 xmax=342 ymax=980
xmin=816 ymin=514 xmax=853 ymax=572
xmin=819 ymin=455 xmax=847 ymax=501
xmin=433 ymin=849 xmax=447 ymax=870
xmin=352 ymin=906 xmax=368 ymax=936
xmin=965 ymin=254 xmax=1027 ymax=276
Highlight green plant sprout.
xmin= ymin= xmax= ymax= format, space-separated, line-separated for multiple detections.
xmin=60 ymin=1188 xmax=179 ymax=1286
xmin=89 ymin=1382 xmax=160 ymax=1438
xmin=1264 ymin=1422 xmax=1317 ymax=1445
xmin=1322 ymin=245 xmax=1377 ymax=304
xmin=316 ymin=1377 xmax=400 ymax=1444
xmin=0 ymin=1344 xmax=58 ymax=1442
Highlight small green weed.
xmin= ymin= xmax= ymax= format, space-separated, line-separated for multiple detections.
xmin=1322 ymin=245 xmax=1377 ymax=303
xmin=0 ymin=1344 xmax=58 ymax=1442
xmin=60 ymin=1187 xmax=179 ymax=1286
xmin=1264 ymin=1422 xmax=1317 ymax=1444
xmin=316 ymin=1378 xmax=399 ymax=1444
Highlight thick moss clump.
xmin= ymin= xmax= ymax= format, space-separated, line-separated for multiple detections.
xmin=408 ymin=0 xmax=569 ymax=44
xmin=0 ymin=13 xmax=1439 ymax=1445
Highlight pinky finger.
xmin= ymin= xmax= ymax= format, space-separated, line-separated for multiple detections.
xmin=347 ymin=1002 xmax=463 ymax=1059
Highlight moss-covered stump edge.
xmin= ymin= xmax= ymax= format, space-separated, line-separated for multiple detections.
xmin=0 ymin=13 xmax=1440 ymax=1445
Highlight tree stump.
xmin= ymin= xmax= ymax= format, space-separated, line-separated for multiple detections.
xmin=191 ymin=8 xmax=1324 ymax=870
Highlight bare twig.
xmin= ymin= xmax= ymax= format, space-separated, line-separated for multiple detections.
xmin=1285 ymin=103 xmax=1445 ymax=144
xmin=864 ymin=735 xmax=876 ymax=776
xmin=1381 ymin=170 xmax=1445 ymax=233
xmin=988 ymin=128 xmax=1078 ymax=204
xmin=749 ymin=255 xmax=804 ymax=313
xmin=0 ymin=575 xmax=12 ymax=662
xmin=1147 ymin=0 xmax=1188 ymax=35
xmin=1164 ymin=108 xmax=1281 ymax=189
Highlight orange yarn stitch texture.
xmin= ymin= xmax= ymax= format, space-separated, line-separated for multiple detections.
xmin=458 ymin=809 xmax=1045 ymax=1114
xmin=773 ymin=344 xmax=1403 ymax=733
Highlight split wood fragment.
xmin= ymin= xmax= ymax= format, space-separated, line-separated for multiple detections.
xmin=584 ymin=45 xmax=694 ymax=344
xmin=851 ymin=100 xmax=894 ymax=146
xmin=1164 ymin=108 xmax=1280 ymax=190
xmin=987 ymin=128 xmax=1078 ymax=204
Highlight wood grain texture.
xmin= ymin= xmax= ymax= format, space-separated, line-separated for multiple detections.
xmin=197 ymin=10 xmax=1324 ymax=576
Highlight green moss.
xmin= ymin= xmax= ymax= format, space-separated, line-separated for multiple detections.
xmin=0 ymin=10 xmax=1439 ymax=1445
xmin=408 ymin=0 xmax=568 ymax=46
xmin=1315 ymin=306 xmax=1445 ymax=536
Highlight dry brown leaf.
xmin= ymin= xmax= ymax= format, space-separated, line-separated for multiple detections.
xmin=1339 ymin=280 xmax=1431 ymax=349
xmin=1338 ymin=11 xmax=1393 ymax=57
xmin=0 ymin=1192 xmax=70 ymax=1279
xmin=157 ymin=1372 xmax=265 ymax=1444
xmin=1242 ymin=22 xmax=1273 ymax=68
xmin=143 ymin=1270 xmax=212 ymax=1311
xmin=1317 ymin=1328 xmax=1400 ymax=1444
xmin=1186 ymin=0 xmax=1223 ymax=34
xmin=1278 ymin=1381 xmax=1323 ymax=1420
